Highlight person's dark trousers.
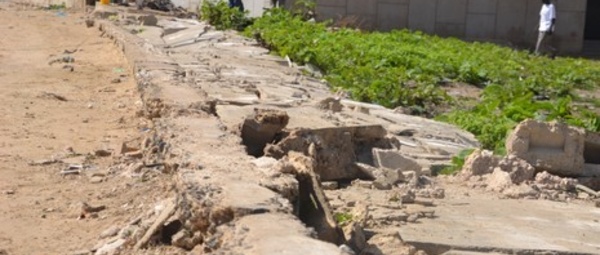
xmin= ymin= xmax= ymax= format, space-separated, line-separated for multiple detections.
xmin=229 ymin=0 xmax=244 ymax=11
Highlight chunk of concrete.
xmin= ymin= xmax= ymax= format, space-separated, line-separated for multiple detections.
xmin=241 ymin=108 xmax=289 ymax=157
xmin=506 ymin=120 xmax=585 ymax=177
xmin=486 ymin=168 xmax=513 ymax=192
xmin=497 ymin=154 xmax=535 ymax=184
xmin=137 ymin=15 xmax=158 ymax=26
xmin=264 ymin=125 xmax=394 ymax=181
xmin=372 ymin=148 xmax=422 ymax=172
xmin=95 ymin=238 xmax=126 ymax=255
xmin=461 ymin=149 xmax=499 ymax=177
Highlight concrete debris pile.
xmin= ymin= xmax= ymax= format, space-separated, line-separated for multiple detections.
xmin=457 ymin=120 xmax=600 ymax=202
xmin=90 ymin=7 xmax=482 ymax=255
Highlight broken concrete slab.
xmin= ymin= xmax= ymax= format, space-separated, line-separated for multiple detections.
xmin=264 ymin=125 xmax=395 ymax=181
xmin=401 ymin=197 xmax=600 ymax=255
xmin=241 ymin=108 xmax=289 ymax=157
xmin=217 ymin=214 xmax=341 ymax=255
xmin=506 ymin=120 xmax=585 ymax=177
xmin=373 ymin=148 xmax=422 ymax=173
xmin=162 ymin=26 xmax=223 ymax=47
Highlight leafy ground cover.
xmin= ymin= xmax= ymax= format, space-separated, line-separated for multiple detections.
xmin=243 ymin=9 xmax=600 ymax=153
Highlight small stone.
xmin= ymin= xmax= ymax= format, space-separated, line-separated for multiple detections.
xmin=321 ymin=181 xmax=338 ymax=190
xmin=124 ymin=150 xmax=143 ymax=159
xmin=578 ymin=192 xmax=590 ymax=200
xmin=90 ymin=176 xmax=104 ymax=184
xmin=352 ymin=180 xmax=372 ymax=189
xmin=94 ymin=149 xmax=112 ymax=157
xmin=87 ymin=103 xmax=94 ymax=109
xmin=111 ymin=78 xmax=121 ymax=84
xmin=70 ymin=249 xmax=91 ymax=255
xmin=373 ymin=179 xmax=392 ymax=190
xmin=94 ymin=238 xmax=126 ymax=255
xmin=100 ymin=226 xmax=120 ymax=239
xmin=595 ymin=200 xmax=600 ymax=208
xmin=3 ymin=190 xmax=15 ymax=195
xmin=557 ymin=193 xmax=568 ymax=201
xmin=406 ymin=214 xmax=418 ymax=223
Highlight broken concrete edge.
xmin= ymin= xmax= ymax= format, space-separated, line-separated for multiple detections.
xmin=97 ymin=20 xmax=347 ymax=254
xmin=408 ymin=241 xmax=599 ymax=255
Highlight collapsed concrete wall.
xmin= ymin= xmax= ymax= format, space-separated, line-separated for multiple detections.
xmin=506 ymin=119 xmax=600 ymax=178
xmin=91 ymin=8 xmax=480 ymax=254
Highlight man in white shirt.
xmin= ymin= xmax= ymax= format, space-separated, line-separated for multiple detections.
xmin=535 ymin=0 xmax=556 ymax=55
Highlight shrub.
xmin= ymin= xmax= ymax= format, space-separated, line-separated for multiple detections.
xmin=200 ymin=0 xmax=252 ymax=31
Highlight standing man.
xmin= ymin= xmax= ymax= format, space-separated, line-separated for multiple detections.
xmin=535 ymin=0 xmax=556 ymax=55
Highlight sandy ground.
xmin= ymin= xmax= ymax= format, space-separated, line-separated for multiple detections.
xmin=0 ymin=4 xmax=170 ymax=254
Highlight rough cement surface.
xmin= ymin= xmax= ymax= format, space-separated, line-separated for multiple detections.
xmin=88 ymin=6 xmax=600 ymax=255
xmin=506 ymin=120 xmax=585 ymax=176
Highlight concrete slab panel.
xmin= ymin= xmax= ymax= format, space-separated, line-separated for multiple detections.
xmin=377 ymin=3 xmax=409 ymax=31
xmin=435 ymin=23 xmax=465 ymax=37
xmin=379 ymin=0 xmax=409 ymax=4
xmin=553 ymin=11 xmax=586 ymax=53
xmin=402 ymin=198 xmax=600 ymax=255
xmin=316 ymin=0 xmax=347 ymax=7
xmin=408 ymin=0 xmax=437 ymax=33
xmin=436 ymin=0 xmax=467 ymax=24
xmin=316 ymin=5 xmax=347 ymax=21
xmin=466 ymin=13 xmax=496 ymax=39
xmin=467 ymin=0 xmax=497 ymax=14
xmin=347 ymin=0 xmax=377 ymax=16
xmin=555 ymin=0 xmax=587 ymax=12
xmin=495 ymin=0 xmax=528 ymax=43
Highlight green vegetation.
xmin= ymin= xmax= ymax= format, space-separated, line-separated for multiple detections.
xmin=334 ymin=212 xmax=353 ymax=225
xmin=200 ymin=0 xmax=253 ymax=31
xmin=438 ymin=149 xmax=475 ymax=175
xmin=245 ymin=9 xmax=600 ymax=153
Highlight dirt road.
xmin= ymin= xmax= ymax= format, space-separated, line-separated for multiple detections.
xmin=0 ymin=4 xmax=169 ymax=254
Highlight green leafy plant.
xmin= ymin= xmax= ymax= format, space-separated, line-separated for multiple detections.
xmin=334 ymin=212 xmax=353 ymax=225
xmin=438 ymin=149 xmax=475 ymax=175
xmin=200 ymin=0 xmax=253 ymax=31
xmin=245 ymin=9 xmax=600 ymax=153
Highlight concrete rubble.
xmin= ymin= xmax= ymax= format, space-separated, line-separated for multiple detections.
xmin=457 ymin=120 xmax=600 ymax=202
xmin=85 ymin=6 xmax=481 ymax=254
xmin=82 ymin=5 xmax=600 ymax=255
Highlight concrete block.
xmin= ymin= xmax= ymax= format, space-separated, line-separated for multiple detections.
xmin=316 ymin=5 xmax=347 ymax=22
xmin=467 ymin=0 xmax=497 ymax=14
xmin=372 ymin=148 xmax=422 ymax=172
xmin=495 ymin=0 xmax=528 ymax=42
xmin=408 ymin=0 xmax=437 ymax=33
xmin=554 ymin=0 xmax=587 ymax=12
xmin=553 ymin=11 xmax=586 ymax=53
xmin=466 ymin=13 xmax=496 ymax=39
xmin=506 ymin=120 xmax=585 ymax=177
xmin=316 ymin=0 xmax=347 ymax=7
xmin=436 ymin=0 xmax=467 ymax=24
xmin=377 ymin=3 xmax=409 ymax=31
xmin=435 ymin=23 xmax=465 ymax=37
xmin=347 ymin=0 xmax=377 ymax=16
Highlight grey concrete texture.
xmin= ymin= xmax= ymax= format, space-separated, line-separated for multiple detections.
xmin=402 ymin=196 xmax=600 ymax=255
